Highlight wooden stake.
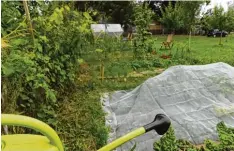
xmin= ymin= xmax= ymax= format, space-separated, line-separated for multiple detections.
xmin=188 ymin=30 xmax=191 ymax=51
xmin=102 ymin=65 xmax=105 ymax=82
xmin=100 ymin=63 xmax=102 ymax=79
xmin=23 ymin=0 xmax=34 ymax=42
xmin=100 ymin=61 xmax=105 ymax=82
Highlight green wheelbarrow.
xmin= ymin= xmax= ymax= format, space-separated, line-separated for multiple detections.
xmin=1 ymin=114 xmax=170 ymax=151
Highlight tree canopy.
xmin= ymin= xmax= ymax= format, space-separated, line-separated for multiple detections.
xmin=159 ymin=1 xmax=206 ymax=34
xmin=74 ymin=1 xmax=135 ymax=26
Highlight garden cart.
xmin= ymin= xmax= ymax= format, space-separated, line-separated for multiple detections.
xmin=1 ymin=114 xmax=170 ymax=151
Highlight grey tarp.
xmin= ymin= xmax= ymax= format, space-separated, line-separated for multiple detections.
xmin=101 ymin=62 xmax=234 ymax=151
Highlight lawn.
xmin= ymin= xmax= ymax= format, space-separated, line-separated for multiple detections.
xmin=153 ymin=35 xmax=234 ymax=66
xmin=83 ymin=34 xmax=234 ymax=69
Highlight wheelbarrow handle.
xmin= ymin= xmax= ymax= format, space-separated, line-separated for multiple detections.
xmin=97 ymin=114 xmax=170 ymax=151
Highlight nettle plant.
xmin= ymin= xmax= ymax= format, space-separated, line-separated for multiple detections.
xmin=1 ymin=3 xmax=94 ymax=125
xmin=133 ymin=3 xmax=154 ymax=59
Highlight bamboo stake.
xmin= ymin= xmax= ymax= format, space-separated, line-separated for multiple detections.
xmin=100 ymin=62 xmax=102 ymax=80
xmin=102 ymin=65 xmax=105 ymax=82
xmin=23 ymin=0 xmax=34 ymax=42
xmin=100 ymin=61 xmax=105 ymax=82
xmin=188 ymin=30 xmax=191 ymax=51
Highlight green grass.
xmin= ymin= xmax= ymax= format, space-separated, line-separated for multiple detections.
xmin=56 ymin=34 xmax=234 ymax=151
xmin=153 ymin=35 xmax=234 ymax=66
xmin=57 ymin=90 xmax=108 ymax=151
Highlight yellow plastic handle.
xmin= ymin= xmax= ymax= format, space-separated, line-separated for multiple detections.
xmin=1 ymin=114 xmax=64 ymax=151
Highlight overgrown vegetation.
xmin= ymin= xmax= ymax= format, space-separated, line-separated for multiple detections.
xmin=154 ymin=122 xmax=234 ymax=151
xmin=56 ymin=90 xmax=108 ymax=151
xmin=1 ymin=2 xmax=108 ymax=150
xmin=1 ymin=1 xmax=234 ymax=151
xmin=2 ymin=1 xmax=93 ymax=122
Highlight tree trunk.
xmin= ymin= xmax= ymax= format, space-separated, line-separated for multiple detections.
xmin=219 ymin=30 xmax=223 ymax=45
xmin=219 ymin=32 xmax=222 ymax=45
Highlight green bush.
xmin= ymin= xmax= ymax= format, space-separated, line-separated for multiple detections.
xmin=133 ymin=3 xmax=154 ymax=59
xmin=2 ymin=3 xmax=93 ymax=121
xmin=1 ymin=3 xmax=108 ymax=150
xmin=105 ymin=62 xmax=132 ymax=77
xmin=154 ymin=126 xmax=178 ymax=151
xmin=154 ymin=122 xmax=234 ymax=151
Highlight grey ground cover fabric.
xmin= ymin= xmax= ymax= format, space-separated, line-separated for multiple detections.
xmin=101 ymin=62 xmax=234 ymax=151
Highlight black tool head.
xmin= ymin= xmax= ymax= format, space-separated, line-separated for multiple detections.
xmin=154 ymin=114 xmax=171 ymax=135
xmin=143 ymin=114 xmax=171 ymax=135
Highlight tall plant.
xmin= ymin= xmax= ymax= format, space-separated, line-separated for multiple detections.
xmin=133 ymin=3 xmax=154 ymax=59
xmin=178 ymin=1 xmax=205 ymax=50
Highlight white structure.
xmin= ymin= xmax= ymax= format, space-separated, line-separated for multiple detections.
xmin=90 ymin=24 xmax=106 ymax=37
xmin=91 ymin=24 xmax=123 ymax=38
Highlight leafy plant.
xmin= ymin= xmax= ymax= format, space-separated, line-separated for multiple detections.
xmin=154 ymin=122 xmax=234 ymax=151
xmin=106 ymin=62 xmax=132 ymax=77
xmin=133 ymin=3 xmax=154 ymax=59
xmin=154 ymin=126 xmax=178 ymax=151
xmin=1 ymin=2 xmax=94 ymax=124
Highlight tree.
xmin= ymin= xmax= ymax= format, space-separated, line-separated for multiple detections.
xmin=200 ymin=13 xmax=213 ymax=34
xmin=226 ymin=7 xmax=234 ymax=33
xmin=208 ymin=6 xmax=229 ymax=45
xmin=148 ymin=1 xmax=177 ymax=18
xmin=159 ymin=2 xmax=184 ymax=33
xmin=178 ymin=1 xmax=205 ymax=50
xmin=74 ymin=1 xmax=135 ymax=26
xmin=179 ymin=1 xmax=205 ymax=31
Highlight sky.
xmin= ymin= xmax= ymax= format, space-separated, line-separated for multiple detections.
xmin=203 ymin=0 xmax=234 ymax=12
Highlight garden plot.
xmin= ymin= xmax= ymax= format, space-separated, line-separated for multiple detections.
xmin=101 ymin=62 xmax=234 ymax=151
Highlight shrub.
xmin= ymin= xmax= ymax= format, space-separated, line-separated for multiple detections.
xmin=133 ymin=3 xmax=154 ymax=59
xmin=154 ymin=122 xmax=234 ymax=151
xmin=1 ymin=2 xmax=93 ymax=126
xmin=154 ymin=126 xmax=178 ymax=151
